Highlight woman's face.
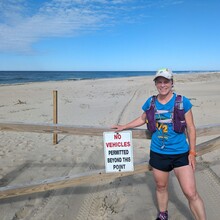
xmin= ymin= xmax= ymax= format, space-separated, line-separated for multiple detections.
xmin=155 ymin=77 xmax=173 ymax=96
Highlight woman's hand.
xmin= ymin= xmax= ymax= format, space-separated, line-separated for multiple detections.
xmin=188 ymin=154 xmax=196 ymax=171
xmin=111 ymin=125 xmax=127 ymax=132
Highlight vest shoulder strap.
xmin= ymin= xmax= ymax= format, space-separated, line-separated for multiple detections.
xmin=150 ymin=95 xmax=157 ymax=107
xmin=175 ymin=94 xmax=182 ymax=102
xmin=175 ymin=94 xmax=183 ymax=109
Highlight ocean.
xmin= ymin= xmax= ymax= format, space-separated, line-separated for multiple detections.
xmin=0 ymin=70 xmax=208 ymax=85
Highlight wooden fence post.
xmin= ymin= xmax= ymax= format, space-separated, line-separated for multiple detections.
xmin=53 ymin=90 xmax=58 ymax=144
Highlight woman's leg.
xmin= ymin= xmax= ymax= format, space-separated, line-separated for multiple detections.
xmin=152 ymin=168 xmax=170 ymax=212
xmin=174 ymin=165 xmax=206 ymax=220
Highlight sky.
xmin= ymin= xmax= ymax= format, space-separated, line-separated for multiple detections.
xmin=0 ymin=0 xmax=220 ymax=71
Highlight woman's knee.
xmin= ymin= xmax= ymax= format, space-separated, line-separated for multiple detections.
xmin=156 ymin=182 xmax=168 ymax=192
xmin=184 ymin=189 xmax=199 ymax=201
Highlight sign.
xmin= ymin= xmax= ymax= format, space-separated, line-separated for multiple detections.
xmin=103 ymin=131 xmax=134 ymax=173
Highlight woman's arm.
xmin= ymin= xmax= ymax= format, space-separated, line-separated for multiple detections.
xmin=185 ymin=109 xmax=197 ymax=170
xmin=112 ymin=112 xmax=146 ymax=132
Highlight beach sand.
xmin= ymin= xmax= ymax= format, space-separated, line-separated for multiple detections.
xmin=0 ymin=72 xmax=220 ymax=220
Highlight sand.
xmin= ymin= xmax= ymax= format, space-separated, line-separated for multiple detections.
xmin=0 ymin=72 xmax=220 ymax=220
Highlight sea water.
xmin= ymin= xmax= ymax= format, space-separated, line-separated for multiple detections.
xmin=0 ymin=70 xmax=207 ymax=85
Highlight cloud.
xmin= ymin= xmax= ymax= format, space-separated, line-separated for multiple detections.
xmin=0 ymin=0 xmax=108 ymax=53
xmin=0 ymin=0 xmax=184 ymax=54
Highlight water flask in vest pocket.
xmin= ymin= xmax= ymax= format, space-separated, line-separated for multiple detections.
xmin=173 ymin=107 xmax=186 ymax=133
xmin=146 ymin=105 xmax=157 ymax=133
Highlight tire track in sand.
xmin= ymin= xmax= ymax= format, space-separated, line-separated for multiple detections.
xmin=116 ymin=85 xmax=146 ymax=124
xmin=75 ymin=86 xmax=146 ymax=220
xmin=12 ymin=137 xmax=103 ymax=220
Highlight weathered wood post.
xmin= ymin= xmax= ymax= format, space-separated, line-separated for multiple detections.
xmin=53 ymin=90 xmax=58 ymax=144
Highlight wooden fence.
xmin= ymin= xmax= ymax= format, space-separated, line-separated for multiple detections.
xmin=0 ymin=122 xmax=219 ymax=199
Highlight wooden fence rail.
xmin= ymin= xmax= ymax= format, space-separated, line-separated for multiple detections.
xmin=0 ymin=122 xmax=220 ymax=139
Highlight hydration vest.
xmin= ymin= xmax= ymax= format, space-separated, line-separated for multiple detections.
xmin=145 ymin=95 xmax=186 ymax=133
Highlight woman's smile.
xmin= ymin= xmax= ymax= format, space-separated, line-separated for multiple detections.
xmin=155 ymin=77 xmax=173 ymax=95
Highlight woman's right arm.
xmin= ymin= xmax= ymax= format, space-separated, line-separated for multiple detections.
xmin=111 ymin=112 xmax=146 ymax=132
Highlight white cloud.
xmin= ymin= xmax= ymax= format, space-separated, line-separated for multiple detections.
xmin=0 ymin=0 xmax=184 ymax=54
xmin=0 ymin=0 xmax=130 ymax=53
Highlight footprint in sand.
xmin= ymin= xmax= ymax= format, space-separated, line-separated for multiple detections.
xmin=89 ymin=192 xmax=127 ymax=218
xmin=80 ymin=104 xmax=90 ymax=109
xmin=14 ymin=206 xmax=33 ymax=219
xmin=51 ymin=156 xmax=62 ymax=161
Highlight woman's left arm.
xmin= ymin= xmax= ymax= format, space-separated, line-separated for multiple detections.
xmin=185 ymin=109 xmax=197 ymax=170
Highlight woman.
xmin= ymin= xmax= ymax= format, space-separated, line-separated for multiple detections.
xmin=112 ymin=68 xmax=206 ymax=220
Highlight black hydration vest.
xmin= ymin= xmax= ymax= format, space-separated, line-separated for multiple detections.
xmin=145 ymin=95 xmax=186 ymax=133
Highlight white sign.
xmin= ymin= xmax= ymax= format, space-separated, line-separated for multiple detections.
xmin=103 ymin=131 xmax=134 ymax=173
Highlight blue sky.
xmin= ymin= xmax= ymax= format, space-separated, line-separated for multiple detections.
xmin=0 ymin=0 xmax=220 ymax=71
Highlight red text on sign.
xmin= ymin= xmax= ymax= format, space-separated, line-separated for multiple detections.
xmin=106 ymin=141 xmax=130 ymax=147
xmin=114 ymin=134 xmax=121 ymax=139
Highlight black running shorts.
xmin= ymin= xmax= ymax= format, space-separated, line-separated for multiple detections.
xmin=149 ymin=150 xmax=189 ymax=172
